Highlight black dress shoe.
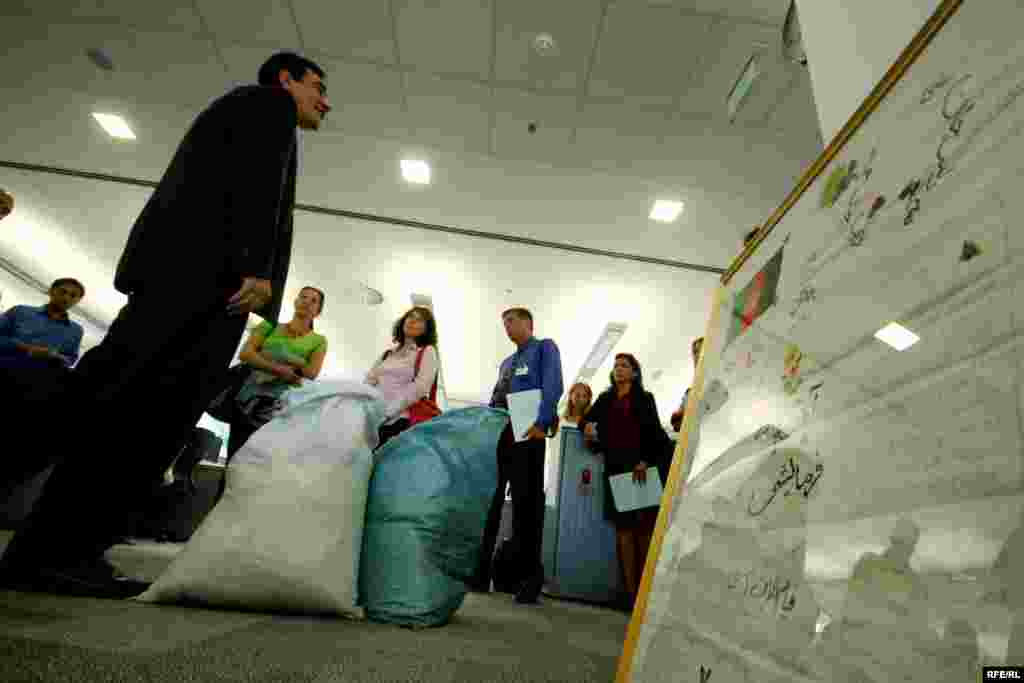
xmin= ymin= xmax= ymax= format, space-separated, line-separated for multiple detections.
xmin=466 ymin=576 xmax=491 ymax=593
xmin=514 ymin=571 xmax=543 ymax=605
xmin=0 ymin=559 xmax=150 ymax=599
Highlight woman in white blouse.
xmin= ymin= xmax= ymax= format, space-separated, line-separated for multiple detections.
xmin=366 ymin=306 xmax=439 ymax=448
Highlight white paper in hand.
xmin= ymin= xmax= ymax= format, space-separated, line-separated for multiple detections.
xmin=507 ymin=389 xmax=541 ymax=442
xmin=609 ymin=470 xmax=664 ymax=512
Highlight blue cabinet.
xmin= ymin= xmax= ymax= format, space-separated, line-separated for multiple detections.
xmin=542 ymin=425 xmax=622 ymax=603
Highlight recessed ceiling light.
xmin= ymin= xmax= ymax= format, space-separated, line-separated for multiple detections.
xmin=650 ymin=200 xmax=684 ymax=223
xmin=400 ymin=159 xmax=431 ymax=185
xmin=92 ymin=112 xmax=135 ymax=140
xmin=874 ymin=322 xmax=920 ymax=351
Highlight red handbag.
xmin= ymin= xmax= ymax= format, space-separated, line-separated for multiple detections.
xmin=407 ymin=346 xmax=441 ymax=425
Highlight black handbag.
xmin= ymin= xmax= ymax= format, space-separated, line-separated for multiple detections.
xmin=206 ymin=364 xmax=253 ymax=422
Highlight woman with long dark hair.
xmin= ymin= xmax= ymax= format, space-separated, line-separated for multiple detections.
xmin=366 ymin=306 xmax=440 ymax=449
xmin=580 ymin=353 xmax=671 ymax=606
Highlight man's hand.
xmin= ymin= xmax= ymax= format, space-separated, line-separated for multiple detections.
xmin=632 ymin=461 xmax=649 ymax=484
xmin=227 ymin=277 xmax=272 ymax=316
xmin=583 ymin=422 xmax=597 ymax=440
xmin=523 ymin=425 xmax=547 ymax=441
xmin=19 ymin=343 xmax=54 ymax=359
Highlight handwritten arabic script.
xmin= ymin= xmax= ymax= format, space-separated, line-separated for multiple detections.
xmin=726 ymin=570 xmax=799 ymax=618
xmin=747 ymin=454 xmax=824 ymax=516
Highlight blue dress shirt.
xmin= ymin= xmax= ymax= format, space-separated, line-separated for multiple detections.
xmin=0 ymin=305 xmax=84 ymax=369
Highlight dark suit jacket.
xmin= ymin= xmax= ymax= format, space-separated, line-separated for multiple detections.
xmin=115 ymin=85 xmax=298 ymax=322
xmin=580 ymin=388 xmax=674 ymax=479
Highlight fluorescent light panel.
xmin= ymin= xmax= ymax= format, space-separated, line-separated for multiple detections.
xmin=650 ymin=200 xmax=684 ymax=223
xmin=92 ymin=112 xmax=135 ymax=139
xmin=727 ymin=55 xmax=761 ymax=121
xmin=401 ymin=159 xmax=431 ymax=184
xmin=874 ymin=322 xmax=920 ymax=351
xmin=580 ymin=323 xmax=628 ymax=375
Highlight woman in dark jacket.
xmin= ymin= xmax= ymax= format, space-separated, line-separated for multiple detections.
xmin=580 ymin=353 xmax=672 ymax=605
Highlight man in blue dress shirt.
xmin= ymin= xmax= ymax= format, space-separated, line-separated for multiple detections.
xmin=473 ymin=307 xmax=564 ymax=604
xmin=0 ymin=278 xmax=85 ymax=496
xmin=0 ymin=278 xmax=85 ymax=370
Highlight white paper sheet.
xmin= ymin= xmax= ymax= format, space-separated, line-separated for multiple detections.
xmin=507 ymin=389 xmax=542 ymax=442
xmin=609 ymin=469 xmax=664 ymax=512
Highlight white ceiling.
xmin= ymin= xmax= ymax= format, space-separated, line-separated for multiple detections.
xmin=0 ymin=0 xmax=823 ymax=418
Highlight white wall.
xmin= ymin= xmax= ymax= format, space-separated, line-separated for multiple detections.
xmin=796 ymin=0 xmax=942 ymax=143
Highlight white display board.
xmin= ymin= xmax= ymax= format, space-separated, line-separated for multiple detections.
xmin=623 ymin=1 xmax=1024 ymax=680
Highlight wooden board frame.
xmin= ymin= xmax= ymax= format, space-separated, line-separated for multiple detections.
xmin=614 ymin=1 xmax=966 ymax=680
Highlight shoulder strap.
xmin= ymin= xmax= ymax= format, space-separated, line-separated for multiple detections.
xmin=414 ymin=346 xmax=439 ymax=402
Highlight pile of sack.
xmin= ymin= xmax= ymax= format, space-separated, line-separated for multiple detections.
xmin=139 ymin=381 xmax=505 ymax=627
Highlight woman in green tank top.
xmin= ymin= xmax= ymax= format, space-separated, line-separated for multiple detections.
xmin=226 ymin=286 xmax=328 ymax=458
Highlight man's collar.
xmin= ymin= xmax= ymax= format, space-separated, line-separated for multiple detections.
xmin=39 ymin=304 xmax=70 ymax=322
xmin=515 ymin=336 xmax=536 ymax=351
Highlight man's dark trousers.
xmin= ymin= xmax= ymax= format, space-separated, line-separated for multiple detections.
xmin=477 ymin=424 xmax=546 ymax=588
xmin=1 ymin=281 xmax=246 ymax=569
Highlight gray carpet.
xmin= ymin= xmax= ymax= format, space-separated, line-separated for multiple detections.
xmin=0 ymin=533 xmax=628 ymax=682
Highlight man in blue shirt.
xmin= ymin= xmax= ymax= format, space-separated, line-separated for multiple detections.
xmin=473 ymin=307 xmax=564 ymax=604
xmin=0 ymin=278 xmax=85 ymax=370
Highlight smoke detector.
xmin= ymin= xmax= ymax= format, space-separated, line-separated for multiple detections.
xmin=532 ymin=33 xmax=558 ymax=56
xmin=86 ymin=47 xmax=115 ymax=71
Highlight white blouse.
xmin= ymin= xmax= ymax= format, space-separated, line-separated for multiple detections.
xmin=366 ymin=341 xmax=439 ymax=422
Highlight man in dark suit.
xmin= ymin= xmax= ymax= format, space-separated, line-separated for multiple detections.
xmin=0 ymin=52 xmax=330 ymax=598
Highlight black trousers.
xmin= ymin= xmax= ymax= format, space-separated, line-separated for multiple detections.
xmin=477 ymin=425 xmax=546 ymax=583
xmin=1 ymin=284 xmax=246 ymax=569
xmin=0 ymin=363 xmax=71 ymax=494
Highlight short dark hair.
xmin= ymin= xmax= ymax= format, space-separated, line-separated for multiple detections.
xmin=257 ymin=52 xmax=325 ymax=87
xmin=392 ymin=306 xmax=438 ymax=348
xmin=51 ymin=277 xmax=85 ymax=297
xmin=502 ymin=307 xmax=533 ymax=324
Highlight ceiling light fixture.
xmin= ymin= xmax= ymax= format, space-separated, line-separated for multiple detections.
xmin=92 ymin=112 xmax=136 ymax=140
xmin=874 ymin=322 xmax=920 ymax=351
xmin=533 ymin=33 xmax=558 ymax=56
xmin=580 ymin=323 xmax=628 ymax=376
xmin=650 ymin=200 xmax=684 ymax=223
xmin=400 ymin=159 xmax=431 ymax=185
xmin=726 ymin=55 xmax=761 ymax=122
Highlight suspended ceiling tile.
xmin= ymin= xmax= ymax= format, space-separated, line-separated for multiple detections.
xmin=404 ymin=73 xmax=492 ymax=156
xmin=662 ymin=0 xmax=791 ymax=26
xmin=394 ymin=0 xmax=493 ymax=81
xmin=494 ymin=0 xmax=603 ymax=93
xmin=4 ymin=0 xmax=204 ymax=32
xmin=587 ymin=2 xmax=714 ymax=106
xmin=677 ymin=18 xmax=780 ymax=117
xmin=293 ymin=0 xmax=397 ymax=64
xmin=491 ymin=88 xmax=576 ymax=165
xmin=196 ymin=0 xmax=300 ymax=48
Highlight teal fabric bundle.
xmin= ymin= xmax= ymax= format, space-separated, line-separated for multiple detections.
xmin=359 ymin=407 xmax=507 ymax=627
